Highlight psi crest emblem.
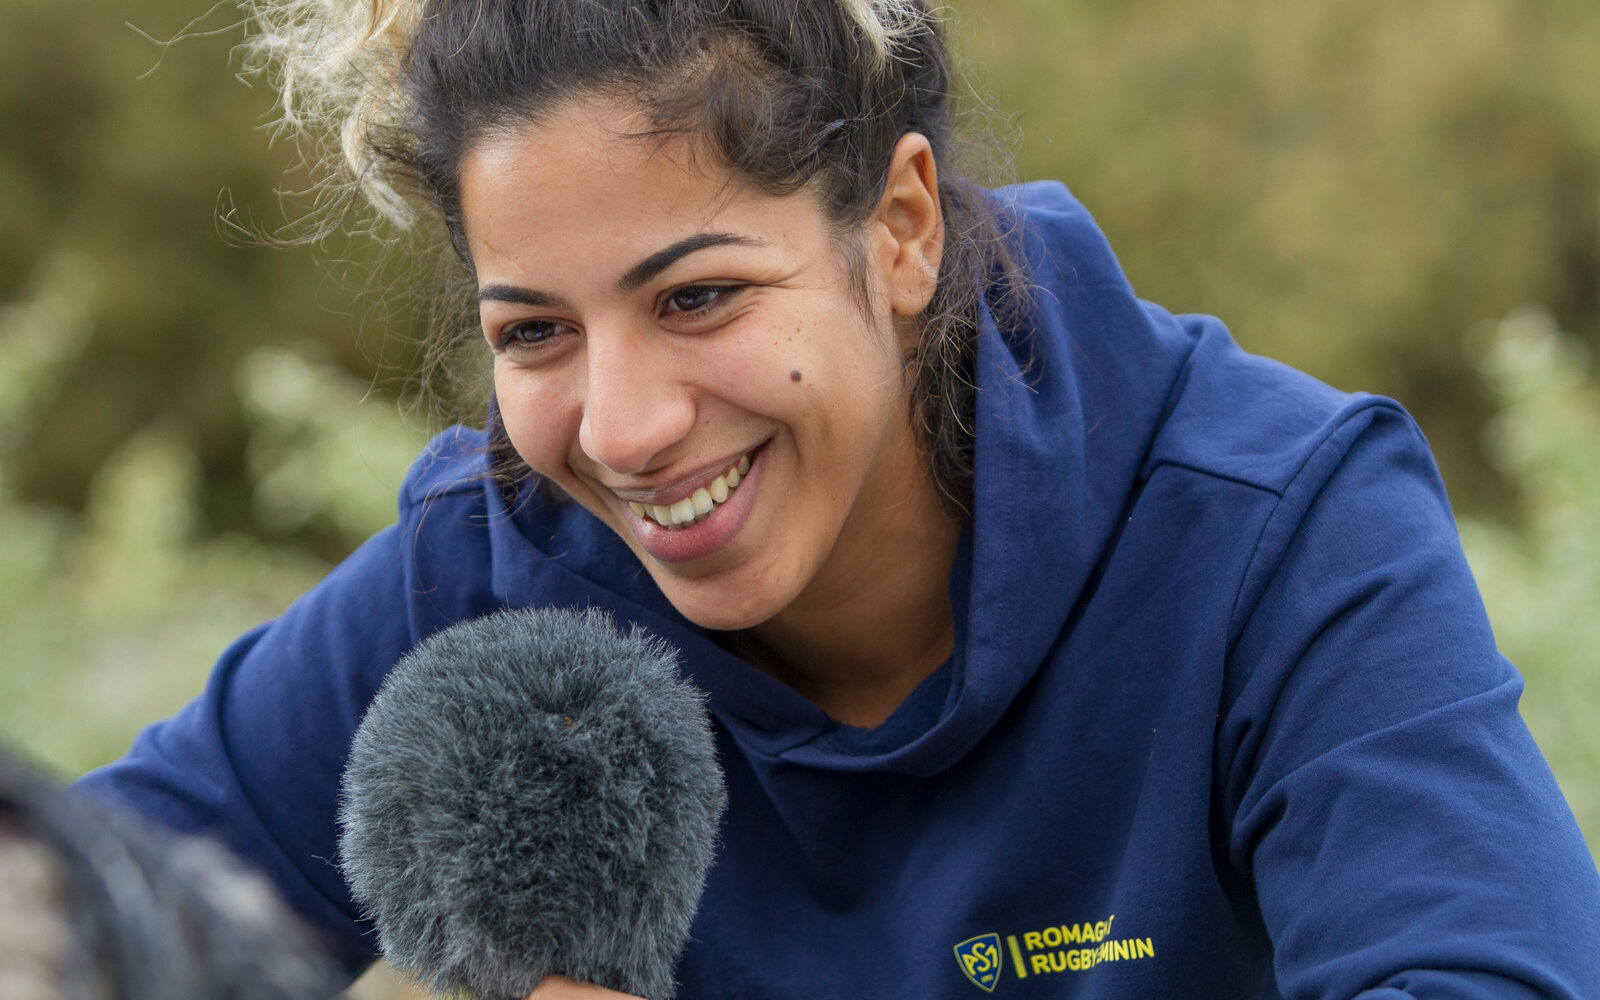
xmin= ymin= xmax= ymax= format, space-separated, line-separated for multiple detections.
xmin=954 ymin=933 xmax=1004 ymax=992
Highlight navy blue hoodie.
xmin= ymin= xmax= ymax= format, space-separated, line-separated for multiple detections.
xmin=78 ymin=183 xmax=1600 ymax=998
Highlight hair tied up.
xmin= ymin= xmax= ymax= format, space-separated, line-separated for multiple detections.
xmin=238 ymin=0 xmax=425 ymax=228
xmin=240 ymin=0 xmax=926 ymax=228
xmin=838 ymin=0 xmax=924 ymax=72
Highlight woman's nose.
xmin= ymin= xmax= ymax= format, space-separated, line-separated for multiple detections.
xmin=577 ymin=328 xmax=696 ymax=475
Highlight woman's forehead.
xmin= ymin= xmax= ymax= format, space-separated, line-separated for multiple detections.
xmin=466 ymin=98 xmax=737 ymax=208
xmin=459 ymin=103 xmax=830 ymax=285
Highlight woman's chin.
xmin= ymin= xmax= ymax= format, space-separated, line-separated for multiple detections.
xmin=650 ymin=573 xmax=789 ymax=634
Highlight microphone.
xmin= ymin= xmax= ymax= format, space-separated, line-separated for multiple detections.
xmin=338 ymin=607 xmax=727 ymax=1000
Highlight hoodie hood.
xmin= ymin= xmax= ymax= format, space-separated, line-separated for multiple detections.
xmin=488 ymin=182 xmax=1200 ymax=777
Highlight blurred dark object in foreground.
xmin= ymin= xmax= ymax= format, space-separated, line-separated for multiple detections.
xmin=0 ymin=746 xmax=342 ymax=1000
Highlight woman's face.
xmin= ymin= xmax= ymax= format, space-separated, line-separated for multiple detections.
xmin=459 ymin=99 xmax=939 ymax=632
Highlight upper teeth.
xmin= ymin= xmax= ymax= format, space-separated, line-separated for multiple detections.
xmin=630 ymin=454 xmax=751 ymax=529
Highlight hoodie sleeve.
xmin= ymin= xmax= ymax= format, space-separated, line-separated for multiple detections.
xmin=68 ymin=429 xmax=508 ymax=979
xmin=68 ymin=524 xmax=413 ymax=977
xmin=1216 ymin=402 xmax=1600 ymax=1000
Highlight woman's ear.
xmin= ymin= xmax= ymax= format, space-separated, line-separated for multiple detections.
xmin=871 ymin=133 xmax=944 ymax=318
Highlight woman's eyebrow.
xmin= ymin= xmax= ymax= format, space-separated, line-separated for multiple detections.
xmin=476 ymin=232 xmax=764 ymax=307
xmin=476 ymin=285 xmax=569 ymax=307
xmin=615 ymin=232 xmax=763 ymax=294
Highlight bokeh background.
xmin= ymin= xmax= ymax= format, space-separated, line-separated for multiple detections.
xmin=2 ymin=0 xmax=1597 ymax=995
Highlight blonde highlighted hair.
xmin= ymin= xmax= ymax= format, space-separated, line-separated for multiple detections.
xmin=240 ymin=0 xmax=929 ymax=227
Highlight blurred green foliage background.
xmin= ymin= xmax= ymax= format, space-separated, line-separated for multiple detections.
xmin=0 ymin=0 xmax=1596 ymax=992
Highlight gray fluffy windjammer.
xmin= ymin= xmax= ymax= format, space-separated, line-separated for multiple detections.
xmin=339 ymin=606 xmax=727 ymax=1000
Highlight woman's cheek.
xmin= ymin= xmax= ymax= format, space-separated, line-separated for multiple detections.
xmin=496 ymin=370 xmax=579 ymax=479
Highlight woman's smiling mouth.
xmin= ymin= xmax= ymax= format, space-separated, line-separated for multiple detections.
xmin=627 ymin=453 xmax=752 ymax=529
xmin=613 ymin=445 xmax=767 ymax=565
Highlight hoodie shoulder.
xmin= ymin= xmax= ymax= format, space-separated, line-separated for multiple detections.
xmin=996 ymin=181 xmax=1380 ymax=497
xmin=1143 ymin=316 xmax=1397 ymax=495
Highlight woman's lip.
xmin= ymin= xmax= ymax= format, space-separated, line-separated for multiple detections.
xmin=608 ymin=445 xmax=762 ymax=507
xmin=624 ymin=444 xmax=766 ymax=564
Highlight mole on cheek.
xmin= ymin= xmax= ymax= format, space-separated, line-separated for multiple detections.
xmin=790 ymin=370 xmax=802 ymax=383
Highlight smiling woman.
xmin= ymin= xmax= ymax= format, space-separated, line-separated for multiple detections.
xmin=68 ymin=1 xmax=1600 ymax=999
xmin=462 ymin=101 xmax=959 ymax=716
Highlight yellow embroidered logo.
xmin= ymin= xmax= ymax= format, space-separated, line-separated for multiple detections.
xmin=953 ymin=933 xmax=1004 ymax=992
xmin=954 ymin=915 xmax=1157 ymax=990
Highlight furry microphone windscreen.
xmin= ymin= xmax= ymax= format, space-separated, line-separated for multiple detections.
xmin=338 ymin=607 xmax=727 ymax=1000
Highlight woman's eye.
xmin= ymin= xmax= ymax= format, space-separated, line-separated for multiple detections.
xmin=496 ymin=319 xmax=568 ymax=349
xmin=664 ymin=285 xmax=739 ymax=316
